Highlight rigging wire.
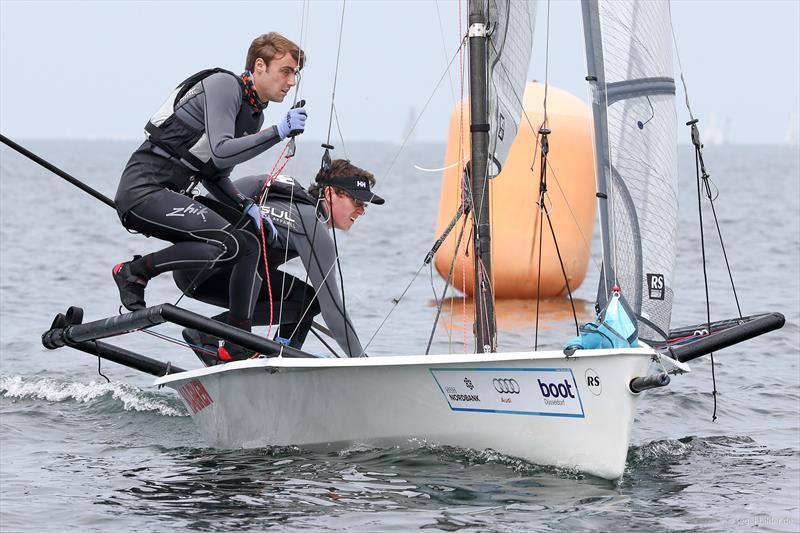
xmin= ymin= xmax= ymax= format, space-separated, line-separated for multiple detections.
xmin=669 ymin=3 xmax=742 ymax=319
xmin=426 ymin=210 xmax=471 ymax=355
xmin=332 ymin=103 xmax=349 ymax=160
xmin=381 ymin=37 xmax=467 ymax=183
xmin=694 ymin=147 xmax=717 ymax=421
xmin=329 ymin=221 xmax=353 ymax=356
xmin=324 ymin=0 xmax=348 ymax=148
xmin=458 ymin=0 xmax=468 ymax=354
xmin=669 ymin=0 xmax=753 ymax=419
xmin=435 ymin=0 xmax=457 ymax=103
xmin=530 ymin=0 xmax=579 ymax=348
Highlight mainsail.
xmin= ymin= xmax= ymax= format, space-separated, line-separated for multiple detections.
xmin=582 ymin=0 xmax=679 ymax=340
xmin=486 ymin=0 xmax=537 ymax=173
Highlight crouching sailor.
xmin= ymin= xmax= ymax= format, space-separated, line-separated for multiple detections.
xmin=111 ymin=32 xmax=307 ymax=361
xmin=175 ymin=159 xmax=385 ymax=365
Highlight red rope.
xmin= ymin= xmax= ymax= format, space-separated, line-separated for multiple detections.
xmin=256 ymin=143 xmax=293 ymax=338
xmin=458 ymin=0 xmax=468 ymax=354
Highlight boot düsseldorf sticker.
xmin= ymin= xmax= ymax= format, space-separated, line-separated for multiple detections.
xmin=430 ymin=368 xmax=585 ymax=418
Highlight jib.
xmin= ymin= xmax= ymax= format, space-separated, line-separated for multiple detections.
xmin=538 ymin=378 xmax=575 ymax=399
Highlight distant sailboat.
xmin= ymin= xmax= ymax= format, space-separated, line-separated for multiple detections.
xmin=702 ymin=113 xmax=731 ymax=146
xmin=786 ymin=112 xmax=799 ymax=146
xmin=395 ymin=106 xmax=417 ymax=146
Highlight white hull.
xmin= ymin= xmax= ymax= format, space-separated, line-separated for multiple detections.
xmin=155 ymin=348 xmax=656 ymax=480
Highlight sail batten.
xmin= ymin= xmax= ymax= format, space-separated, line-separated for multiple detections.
xmin=583 ymin=0 xmax=679 ymax=340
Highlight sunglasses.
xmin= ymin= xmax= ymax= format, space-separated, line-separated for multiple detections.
xmin=335 ymin=189 xmax=367 ymax=209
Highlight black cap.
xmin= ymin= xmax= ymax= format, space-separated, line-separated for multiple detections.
xmin=321 ymin=175 xmax=385 ymax=205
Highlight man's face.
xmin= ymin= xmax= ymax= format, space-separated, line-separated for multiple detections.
xmin=253 ymin=53 xmax=298 ymax=103
xmin=328 ymin=189 xmax=366 ymax=231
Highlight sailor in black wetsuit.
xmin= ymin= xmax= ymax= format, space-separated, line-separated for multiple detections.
xmin=112 ymin=32 xmax=307 ymax=361
xmin=175 ymin=159 xmax=385 ymax=364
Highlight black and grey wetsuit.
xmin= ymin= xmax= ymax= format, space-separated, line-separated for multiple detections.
xmin=114 ymin=69 xmax=283 ymax=325
xmin=174 ymin=174 xmax=365 ymax=357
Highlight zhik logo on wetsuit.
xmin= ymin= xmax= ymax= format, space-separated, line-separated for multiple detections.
xmin=166 ymin=203 xmax=209 ymax=222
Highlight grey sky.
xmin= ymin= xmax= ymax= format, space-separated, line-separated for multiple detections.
xmin=1 ymin=0 xmax=798 ymax=145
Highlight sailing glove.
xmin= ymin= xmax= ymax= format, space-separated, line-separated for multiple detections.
xmin=243 ymin=201 xmax=262 ymax=231
xmin=276 ymin=107 xmax=307 ymax=140
xmin=263 ymin=214 xmax=278 ymax=245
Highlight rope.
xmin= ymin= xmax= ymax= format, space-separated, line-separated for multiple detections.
xmin=257 ymin=143 xmax=293 ymax=339
xmin=694 ymin=147 xmax=718 ymax=422
xmin=458 ymin=4 xmax=467 ymax=353
xmin=324 ymin=0 xmax=347 ymax=147
xmin=363 ymin=262 xmax=427 ymax=353
xmin=382 ymin=37 xmax=467 ymax=183
xmin=426 ymin=209 xmax=471 ymax=355
xmin=329 ymin=219 xmax=353 ymax=357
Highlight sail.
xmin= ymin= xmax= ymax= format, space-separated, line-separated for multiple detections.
xmin=486 ymin=0 xmax=537 ymax=174
xmin=582 ymin=0 xmax=678 ymax=340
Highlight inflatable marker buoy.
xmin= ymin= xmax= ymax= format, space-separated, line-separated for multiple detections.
xmin=434 ymin=82 xmax=596 ymax=299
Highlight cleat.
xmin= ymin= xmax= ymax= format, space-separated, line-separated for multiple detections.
xmin=218 ymin=341 xmax=257 ymax=362
xmin=182 ymin=329 xmax=257 ymax=366
xmin=112 ymin=257 xmax=148 ymax=311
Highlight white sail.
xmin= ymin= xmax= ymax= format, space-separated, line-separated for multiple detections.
xmin=486 ymin=0 xmax=537 ymax=174
xmin=583 ymin=0 xmax=678 ymax=340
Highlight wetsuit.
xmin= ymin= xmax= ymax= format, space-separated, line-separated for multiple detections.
xmin=115 ymin=70 xmax=282 ymax=326
xmin=174 ymin=174 xmax=365 ymax=357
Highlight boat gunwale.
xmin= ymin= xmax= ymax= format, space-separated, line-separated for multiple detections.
xmin=153 ymin=347 xmax=657 ymax=386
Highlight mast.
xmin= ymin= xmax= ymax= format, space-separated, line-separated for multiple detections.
xmin=581 ymin=0 xmax=615 ymax=306
xmin=468 ymin=0 xmax=496 ymax=353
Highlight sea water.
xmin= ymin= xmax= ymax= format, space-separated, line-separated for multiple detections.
xmin=1 ymin=141 xmax=798 ymax=531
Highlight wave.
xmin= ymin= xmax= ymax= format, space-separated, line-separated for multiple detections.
xmin=0 ymin=374 xmax=187 ymax=417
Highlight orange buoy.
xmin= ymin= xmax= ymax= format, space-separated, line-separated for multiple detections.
xmin=434 ymin=82 xmax=596 ymax=299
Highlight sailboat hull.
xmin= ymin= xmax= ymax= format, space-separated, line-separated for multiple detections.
xmin=155 ymin=348 xmax=655 ymax=480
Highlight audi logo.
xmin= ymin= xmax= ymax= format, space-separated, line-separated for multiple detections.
xmin=493 ymin=378 xmax=520 ymax=394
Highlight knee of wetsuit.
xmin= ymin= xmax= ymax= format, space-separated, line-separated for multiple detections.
xmin=217 ymin=229 xmax=253 ymax=263
xmin=172 ymin=270 xmax=193 ymax=294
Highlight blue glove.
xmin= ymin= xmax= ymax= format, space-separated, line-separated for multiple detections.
xmin=263 ymin=214 xmax=277 ymax=244
xmin=244 ymin=202 xmax=262 ymax=231
xmin=276 ymin=107 xmax=307 ymax=140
